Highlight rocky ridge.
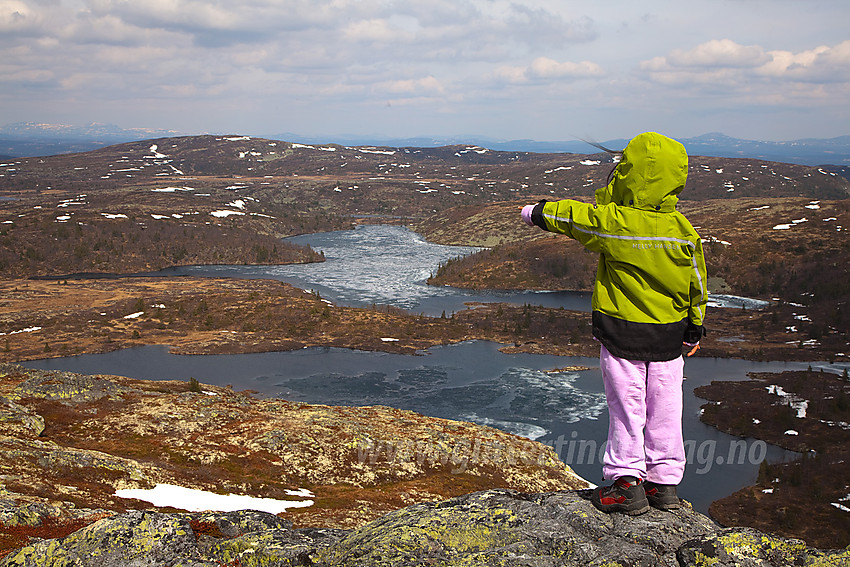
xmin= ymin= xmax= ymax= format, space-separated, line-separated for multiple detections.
xmin=3 ymin=490 xmax=850 ymax=566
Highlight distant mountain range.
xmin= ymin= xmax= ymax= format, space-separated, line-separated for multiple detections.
xmin=1 ymin=121 xmax=848 ymax=166
xmin=0 ymin=122 xmax=181 ymax=160
xmin=272 ymin=131 xmax=850 ymax=167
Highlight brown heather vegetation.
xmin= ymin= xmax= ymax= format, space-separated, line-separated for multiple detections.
xmin=0 ymin=277 xmax=602 ymax=363
xmin=0 ymin=513 xmax=113 ymax=559
xmin=0 ymin=208 xmax=323 ymax=277
xmin=431 ymin=236 xmax=597 ymax=292
xmin=695 ymin=370 xmax=850 ymax=549
xmin=1 ymin=277 xmax=841 ymax=365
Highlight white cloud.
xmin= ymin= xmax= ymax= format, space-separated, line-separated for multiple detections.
xmin=528 ymin=57 xmax=604 ymax=79
xmin=1 ymin=0 xmax=598 ymax=101
xmin=494 ymin=65 xmax=528 ymax=84
xmin=0 ymin=0 xmax=43 ymax=35
xmin=382 ymin=75 xmax=445 ymax=95
xmin=496 ymin=57 xmax=603 ymax=84
xmin=667 ymin=39 xmax=771 ymax=68
xmin=60 ymin=13 xmax=177 ymax=48
xmin=758 ymin=40 xmax=850 ymax=83
xmin=641 ymin=39 xmax=850 ymax=88
xmin=343 ymin=17 xmax=413 ymax=44
xmin=0 ymin=66 xmax=53 ymax=84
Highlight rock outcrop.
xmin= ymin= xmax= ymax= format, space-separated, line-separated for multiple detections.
xmin=3 ymin=489 xmax=849 ymax=566
xmin=0 ymin=363 xmax=586 ymax=546
xmin=0 ymin=397 xmax=44 ymax=439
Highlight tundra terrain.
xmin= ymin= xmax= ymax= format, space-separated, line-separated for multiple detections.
xmin=1 ymin=135 xmax=849 ymax=552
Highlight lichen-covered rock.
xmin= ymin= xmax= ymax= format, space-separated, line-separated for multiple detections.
xmin=319 ymin=488 xmax=720 ymax=566
xmin=187 ymin=509 xmax=346 ymax=566
xmin=809 ymin=547 xmax=850 ymax=567
xmin=676 ymin=527 xmax=850 ymax=567
xmin=0 ymin=486 xmax=109 ymax=532
xmin=190 ymin=509 xmax=295 ymax=538
xmin=206 ymin=528 xmax=345 ymax=566
xmin=2 ymin=436 xmax=150 ymax=485
xmin=0 ymin=500 xmax=63 ymax=528
xmin=2 ymin=491 xmax=847 ymax=567
xmin=0 ymin=396 xmax=44 ymax=438
xmin=0 ymin=509 xmax=346 ymax=567
xmin=1 ymin=510 xmax=201 ymax=566
xmin=9 ymin=369 xmax=133 ymax=404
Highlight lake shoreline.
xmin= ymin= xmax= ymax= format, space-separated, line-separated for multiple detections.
xmin=1 ymin=275 xmax=845 ymax=366
xmin=694 ymin=370 xmax=850 ymax=549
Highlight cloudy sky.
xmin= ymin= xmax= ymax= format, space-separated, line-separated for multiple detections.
xmin=2 ymin=0 xmax=849 ymax=142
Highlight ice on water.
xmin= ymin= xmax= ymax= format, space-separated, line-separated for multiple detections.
xmin=267 ymin=225 xmax=482 ymax=310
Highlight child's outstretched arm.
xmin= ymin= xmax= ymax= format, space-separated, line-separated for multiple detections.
xmin=521 ymin=199 xmax=606 ymax=253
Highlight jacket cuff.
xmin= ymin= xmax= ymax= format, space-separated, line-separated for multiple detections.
xmin=684 ymin=323 xmax=706 ymax=345
xmin=531 ymin=200 xmax=548 ymax=230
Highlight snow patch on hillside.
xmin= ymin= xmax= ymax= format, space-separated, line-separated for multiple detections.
xmin=766 ymin=384 xmax=809 ymax=419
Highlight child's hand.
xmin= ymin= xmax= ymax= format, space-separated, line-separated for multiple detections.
xmin=684 ymin=342 xmax=700 ymax=357
xmin=521 ymin=204 xmax=535 ymax=226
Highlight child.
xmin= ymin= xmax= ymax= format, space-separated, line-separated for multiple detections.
xmin=521 ymin=132 xmax=707 ymax=514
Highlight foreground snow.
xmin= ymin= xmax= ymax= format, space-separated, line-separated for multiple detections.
xmin=115 ymin=483 xmax=315 ymax=513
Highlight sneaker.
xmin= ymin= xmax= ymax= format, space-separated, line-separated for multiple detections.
xmin=644 ymin=481 xmax=680 ymax=510
xmin=591 ymin=476 xmax=650 ymax=515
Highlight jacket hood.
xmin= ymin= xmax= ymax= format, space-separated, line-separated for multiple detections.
xmin=594 ymin=132 xmax=688 ymax=212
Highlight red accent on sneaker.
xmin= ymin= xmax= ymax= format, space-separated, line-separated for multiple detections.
xmin=600 ymin=494 xmax=627 ymax=505
xmin=591 ymin=476 xmax=650 ymax=515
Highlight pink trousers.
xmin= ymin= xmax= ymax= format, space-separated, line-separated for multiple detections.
xmin=600 ymin=345 xmax=686 ymax=485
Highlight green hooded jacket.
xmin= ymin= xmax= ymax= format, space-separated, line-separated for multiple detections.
xmin=529 ymin=132 xmax=707 ymax=361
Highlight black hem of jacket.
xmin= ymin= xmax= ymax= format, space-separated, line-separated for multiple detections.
xmin=592 ymin=311 xmax=688 ymax=362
